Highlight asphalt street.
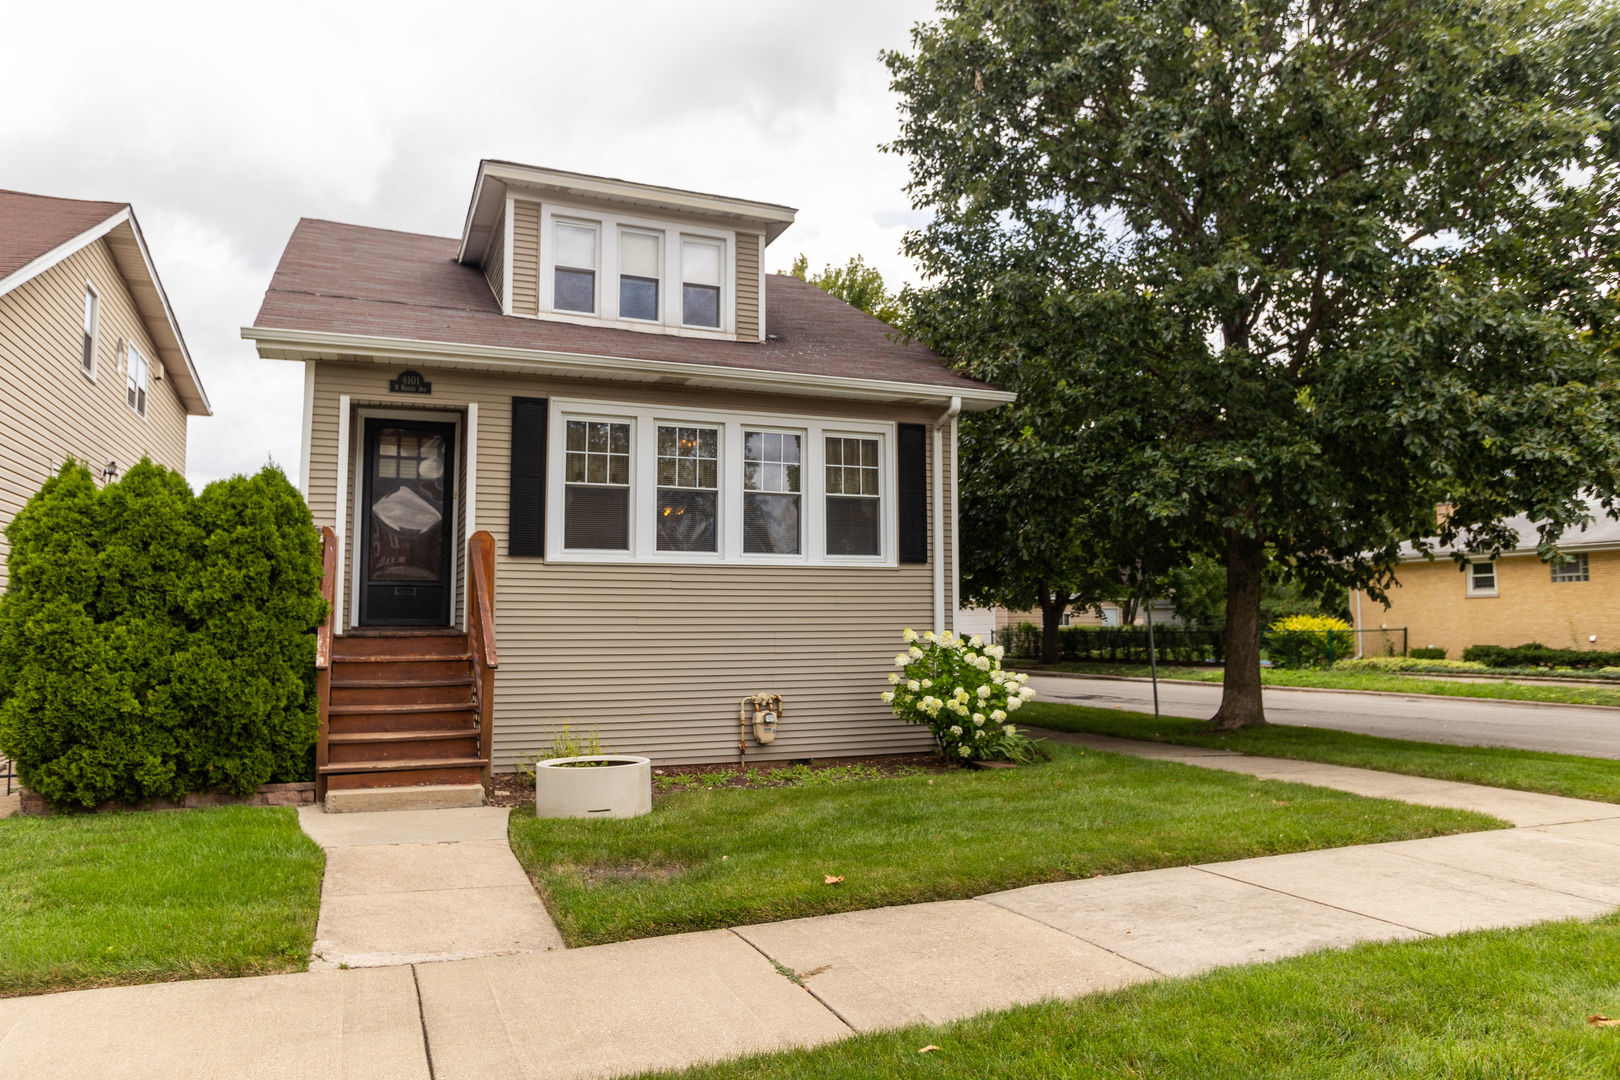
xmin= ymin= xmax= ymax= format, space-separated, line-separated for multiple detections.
xmin=1027 ymin=675 xmax=1620 ymax=759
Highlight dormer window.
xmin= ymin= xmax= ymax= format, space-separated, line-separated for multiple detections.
xmin=681 ymin=239 xmax=722 ymax=328
xmin=554 ymin=222 xmax=597 ymax=314
xmin=619 ymin=230 xmax=660 ymax=322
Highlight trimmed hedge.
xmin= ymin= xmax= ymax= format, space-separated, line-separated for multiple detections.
xmin=1462 ymin=643 xmax=1620 ymax=669
xmin=1001 ymin=623 xmax=1226 ymax=664
xmin=1410 ymin=647 xmax=1448 ymax=660
xmin=0 ymin=460 xmax=324 ymax=808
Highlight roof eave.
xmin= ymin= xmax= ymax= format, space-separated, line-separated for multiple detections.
xmin=242 ymin=325 xmax=1013 ymax=411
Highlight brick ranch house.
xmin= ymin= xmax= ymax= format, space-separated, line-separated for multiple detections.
xmin=245 ymin=159 xmax=1012 ymax=801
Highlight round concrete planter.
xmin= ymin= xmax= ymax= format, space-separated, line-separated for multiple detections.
xmin=534 ymin=755 xmax=652 ymax=819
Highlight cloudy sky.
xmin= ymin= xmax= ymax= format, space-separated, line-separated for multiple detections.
xmin=4 ymin=0 xmax=939 ymax=486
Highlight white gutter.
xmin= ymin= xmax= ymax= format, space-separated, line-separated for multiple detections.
xmin=933 ymin=396 xmax=962 ymax=635
xmin=242 ymin=326 xmax=1015 ymax=411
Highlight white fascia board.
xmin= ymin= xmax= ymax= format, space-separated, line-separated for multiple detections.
xmin=0 ymin=208 xmax=129 ymax=300
xmin=122 ymin=212 xmax=211 ymax=416
xmin=240 ymin=325 xmax=1015 ymax=411
xmin=1398 ymin=542 xmax=1620 ymax=563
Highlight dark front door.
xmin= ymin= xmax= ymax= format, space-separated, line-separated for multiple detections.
xmin=360 ymin=418 xmax=456 ymax=626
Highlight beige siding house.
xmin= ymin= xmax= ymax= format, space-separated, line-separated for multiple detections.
xmin=0 ymin=190 xmax=211 ymax=586
xmin=246 ymin=160 xmax=1011 ymax=788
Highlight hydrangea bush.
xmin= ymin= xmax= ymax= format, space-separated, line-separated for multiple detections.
xmin=881 ymin=629 xmax=1045 ymax=764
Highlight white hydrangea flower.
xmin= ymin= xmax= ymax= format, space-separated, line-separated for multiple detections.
xmin=970 ymin=634 xmax=984 ymax=648
xmin=964 ymin=651 xmax=978 ymax=664
xmin=972 ymin=713 xmax=985 ymax=725
xmin=909 ymin=646 xmax=924 ymax=660
xmin=974 ymin=657 xmax=992 ymax=671
xmin=924 ymin=630 xmax=938 ymax=643
xmin=941 ymin=630 xmax=955 ymax=645
xmin=975 ymin=728 xmax=986 ymax=739
xmin=976 ymin=685 xmax=992 ymax=700
xmin=991 ymin=709 xmax=1007 ymax=721
xmin=888 ymin=671 xmax=901 ymax=684
xmin=1016 ymin=672 xmax=1029 ymax=684
xmin=954 ymin=687 xmax=968 ymax=701
xmin=908 ymin=680 xmax=921 ymax=692
xmin=991 ymin=670 xmax=1006 ymax=684
xmin=880 ymin=691 xmax=894 ymax=703
xmin=1004 ymin=724 xmax=1017 ymax=735
xmin=958 ymin=745 xmax=973 ymax=757
xmin=1006 ymin=698 xmax=1022 ymax=711
xmin=987 ymin=644 xmax=1005 ymax=660
xmin=895 ymin=654 xmax=910 ymax=667
xmin=1020 ymin=686 xmax=1037 ymax=700
xmin=902 ymin=628 xmax=919 ymax=642
xmin=921 ymin=679 xmax=933 ymax=689
xmin=949 ymin=725 xmax=963 ymax=736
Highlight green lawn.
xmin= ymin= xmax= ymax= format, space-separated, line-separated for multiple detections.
xmin=1022 ymin=701 xmax=1620 ymax=803
xmin=1035 ymin=660 xmax=1620 ymax=706
xmin=0 ymin=806 xmax=325 ymax=997
xmin=631 ymin=914 xmax=1620 ymax=1079
xmin=509 ymin=743 xmax=1500 ymax=948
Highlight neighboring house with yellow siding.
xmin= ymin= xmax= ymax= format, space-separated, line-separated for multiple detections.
xmin=1352 ymin=504 xmax=1620 ymax=658
xmin=0 ymin=190 xmax=211 ymax=587
xmin=246 ymin=159 xmax=1012 ymax=799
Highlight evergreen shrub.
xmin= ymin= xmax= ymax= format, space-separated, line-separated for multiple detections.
xmin=1462 ymin=643 xmax=1620 ymax=669
xmin=0 ymin=460 xmax=324 ymax=807
xmin=1410 ymin=647 xmax=1448 ymax=660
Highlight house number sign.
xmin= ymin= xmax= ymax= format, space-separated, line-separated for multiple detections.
xmin=389 ymin=370 xmax=432 ymax=395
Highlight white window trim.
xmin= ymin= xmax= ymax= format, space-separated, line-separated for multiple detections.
xmin=125 ymin=341 xmax=148 ymax=419
xmin=545 ymin=398 xmax=896 ymax=568
xmin=1466 ymin=558 xmax=1498 ymax=597
xmin=550 ymin=217 xmax=600 ymax=316
xmin=678 ymin=235 xmax=726 ymax=331
xmin=80 ymin=282 xmax=100 ymax=381
xmin=533 ymin=201 xmax=736 ymax=338
xmin=617 ymin=227 xmax=664 ymax=324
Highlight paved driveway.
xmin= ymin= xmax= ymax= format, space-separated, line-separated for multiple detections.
xmin=1028 ymin=675 xmax=1620 ymax=759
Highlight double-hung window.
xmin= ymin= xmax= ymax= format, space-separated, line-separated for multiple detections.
xmin=554 ymin=222 xmax=597 ymax=314
xmin=681 ymin=239 xmax=722 ymax=328
xmin=564 ymin=420 xmax=630 ymax=549
xmin=743 ymin=430 xmax=801 ymax=555
xmin=825 ymin=436 xmax=880 ymax=556
xmin=656 ymin=425 xmax=719 ymax=552
xmin=1551 ymin=553 xmax=1590 ymax=583
xmin=619 ymin=231 xmax=660 ymax=322
xmin=81 ymin=286 xmax=98 ymax=376
xmin=125 ymin=343 xmax=148 ymax=417
xmin=1467 ymin=559 xmax=1497 ymax=596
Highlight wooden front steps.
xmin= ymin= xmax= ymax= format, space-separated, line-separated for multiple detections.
xmin=314 ymin=529 xmax=499 ymax=804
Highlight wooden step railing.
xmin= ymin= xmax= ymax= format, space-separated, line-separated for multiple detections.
xmin=315 ymin=525 xmax=338 ymax=802
xmin=466 ymin=530 xmax=499 ymax=791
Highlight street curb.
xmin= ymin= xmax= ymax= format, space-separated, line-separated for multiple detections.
xmin=1024 ymin=668 xmax=1620 ymax=714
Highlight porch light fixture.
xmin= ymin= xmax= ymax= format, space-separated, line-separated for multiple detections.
xmin=102 ymin=460 xmax=119 ymax=482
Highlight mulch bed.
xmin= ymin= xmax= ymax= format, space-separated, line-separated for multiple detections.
xmin=488 ymin=753 xmax=950 ymax=808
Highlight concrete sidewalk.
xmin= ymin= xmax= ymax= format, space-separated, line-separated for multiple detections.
xmin=4 ymin=742 xmax=1619 ymax=1080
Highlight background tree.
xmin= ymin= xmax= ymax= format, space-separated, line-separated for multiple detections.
xmin=789 ymin=254 xmax=904 ymax=325
xmin=888 ymin=0 xmax=1620 ymax=727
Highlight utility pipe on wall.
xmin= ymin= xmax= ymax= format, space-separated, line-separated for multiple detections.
xmin=933 ymin=396 xmax=961 ymax=635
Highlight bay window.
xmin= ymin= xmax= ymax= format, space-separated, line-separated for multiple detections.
xmin=564 ymin=419 xmax=630 ymax=549
xmin=554 ymin=222 xmax=597 ymax=314
xmin=681 ymin=239 xmax=722 ymax=327
xmin=656 ymin=425 xmax=718 ymax=552
xmin=619 ymin=230 xmax=660 ymax=321
xmin=824 ymin=436 xmax=880 ymax=556
xmin=743 ymin=430 xmax=800 ymax=555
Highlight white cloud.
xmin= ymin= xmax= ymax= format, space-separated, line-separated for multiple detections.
xmin=3 ymin=0 xmax=938 ymax=485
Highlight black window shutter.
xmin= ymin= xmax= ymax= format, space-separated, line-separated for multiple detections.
xmin=897 ymin=423 xmax=927 ymax=563
xmin=509 ymin=397 xmax=548 ymax=556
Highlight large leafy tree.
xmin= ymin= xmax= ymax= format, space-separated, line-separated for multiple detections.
xmin=888 ymin=0 xmax=1620 ymax=726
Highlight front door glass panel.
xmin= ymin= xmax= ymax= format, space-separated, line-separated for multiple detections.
xmin=361 ymin=419 xmax=455 ymax=625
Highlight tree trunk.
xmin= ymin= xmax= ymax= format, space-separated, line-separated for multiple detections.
xmin=1209 ymin=528 xmax=1267 ymax=729
xmin=1037 ymin=587 xmax=1070 ymax=665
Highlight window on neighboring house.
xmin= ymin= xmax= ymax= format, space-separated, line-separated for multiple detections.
xmin=619 ymin=231 xmax=660 ymax=322
xmin=125 ymin=342 xmax=148 ymax=417
xmin=563 ymin=419 xmax=630 ymax=549
xmin=1467 ymin=559 xmax=1497 ymax=596
xmin=743 ymin=430 xmax=801 ymax=555
xmin=1551 ymin=552 xmax=1590 ymax=583
xmin=656 ymin=425 xmax=718 ymax=552
xmin=681 ymin=239 xmax=722 ymax=328
xmin=81 ymin=286 xmax=99 ymax=376
xmin=825 ymin=435 xmax=880 ymax=556
xmin=554 ymin=222 xmax=597 ymax=313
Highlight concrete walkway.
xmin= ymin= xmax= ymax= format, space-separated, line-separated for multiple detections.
xmin=297 ymin=805 xmax=564 ymax=968
xmin=3 ymin=744 xmax=1619 ymax=1079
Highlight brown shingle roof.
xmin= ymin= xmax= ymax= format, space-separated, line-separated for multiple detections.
xmin=0 ymin=189 xmax=128 ymax=281
xmin=253 ymin=218 xmax=995 ymax=394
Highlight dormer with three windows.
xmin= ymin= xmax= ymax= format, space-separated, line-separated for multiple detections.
xmin=457 ymin=161 xmax=796 ymax=343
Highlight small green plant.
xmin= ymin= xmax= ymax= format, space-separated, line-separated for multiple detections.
xmin=1410 ymin=646 xmax=1448 ymax=660
xmin=512 ymin=724 xmax=612 ymax=787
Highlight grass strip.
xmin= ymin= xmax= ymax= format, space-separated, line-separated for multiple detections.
xmin=510 ymin=743 xmax=1499 ymax=948
xmin=1035 ymin=661 xmax=1620 ymax=706
xmin=0 ymin=806 xmax=325 ymax=997
xmin=632 ymin=913 xmax=1620 ymax=1079
xmin=1021 ymin=701 xmax=1620 ymax=803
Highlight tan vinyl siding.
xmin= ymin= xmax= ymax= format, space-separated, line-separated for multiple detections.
xmin=735 ymin=233 xmax=761 ymax=341
xmin=511 ymin=201 xmax=540 ymax=316
xmin=0 ymin=241 xmax=188 ymax=588
xmin=307 ymin=360 xmax=953 ymax=765
xmin=482 ymin=205 xmax=506 ymax=312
